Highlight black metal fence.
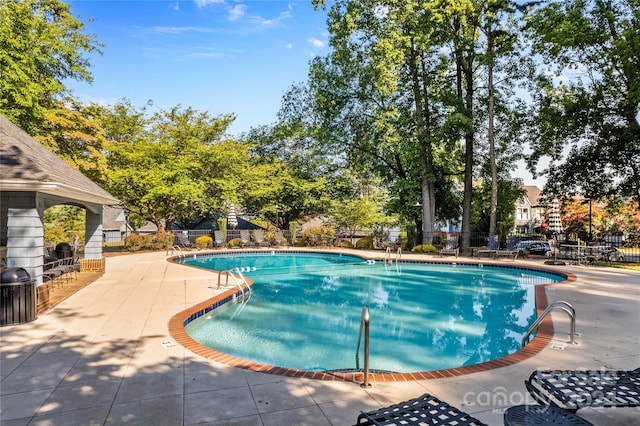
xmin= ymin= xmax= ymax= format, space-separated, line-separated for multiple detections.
xmin=104 ymin=228 xmax=639 ymax=263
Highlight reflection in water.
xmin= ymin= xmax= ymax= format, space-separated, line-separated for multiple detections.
xmin=185 ymin=253 xmax=562 ymax=373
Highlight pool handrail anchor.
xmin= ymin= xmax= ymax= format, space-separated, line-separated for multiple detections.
xmin=522 ymin=300 xmax=576 ymax=348
xmin=356 ymin=305 xmax=371 ymax=388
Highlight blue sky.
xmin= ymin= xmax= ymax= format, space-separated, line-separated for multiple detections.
xmin=67 ymin=0 xmax=331 ymax=135
xmin=66 ymin=0 xmax=544 ymax=187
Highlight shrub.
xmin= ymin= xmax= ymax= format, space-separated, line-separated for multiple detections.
xmin=264 ymin=231 xmax=276 ymax=245
xmin=335 ymin=239 xmax=354 ymax=248
xmin=228 ymin=238 xmax=243 ymax=248
xmin=124 ymin=234 xmax=148 ymax=251
xmin=153 ymin=233 xmax=174 ymax=250
xmin=300 ymin=226 xmax=335 ymax=246
xmin=412 ymin=244 xmax=437 ymax=253
xmin=355 ymin=236 xmax=374 ymax=249
xmin=195 ymin=236 xmax=213 ymax=249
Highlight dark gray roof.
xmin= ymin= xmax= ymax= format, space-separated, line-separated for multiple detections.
xmin=0 ymin=114 xmax=119 ymax=205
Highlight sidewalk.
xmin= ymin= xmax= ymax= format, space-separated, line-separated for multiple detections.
xmin=1 ymin=250 xmax=638 ymax=425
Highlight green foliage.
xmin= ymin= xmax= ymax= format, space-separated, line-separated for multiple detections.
xmin=123 ymin=233 xmax=173 ymax=252
xmin=218 ymin=217 xmax=227 ymax=241
xmin=43 ymin=205 xmax=85 ymax=245
xmin=412 ymin=244 xmax=437 ymax=253
xmin=299 ymin=226 xmax=335 ymax=247
xmin=98 ymin=102 xmax=239 ymax=231
xmin=264 ymin=231 xmax=276 ymax=245
xmin=228 ymin=238 xmax=243 ymax=248
xmin=525 ymin=0 xmax=640 ymax=199
xmin=288 ymin=222 xmax=297 ymax=244
xmin=335 ymin=239 xmax=354 ymax=248
xmin=355 ymin=236 xmax=373 ymax=249
xmin=195 ymin=236 xmax=213 ymax=249
xmin=471 ymin=179 xmax=525 ymax=234
xmin=44 ymin=221 xmax=66 ymax=246
xmin=0 ymin=0 xmax=102 ymax=133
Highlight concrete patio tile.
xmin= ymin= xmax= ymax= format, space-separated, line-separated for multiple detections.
xmin=183 ymin=387 xmax=258 ymax=424
xmin=184 ymin=362 xmax=249 ymax=394
xmin=317 ymin=399 xmax=385 ymax=426
xmin=0 ymin=418 xmax=30 ymax=426
xmin=301 ymin=378 xmax=371 ymax=405
xmin=36 ymin=380 xmax=120 ymax=416
xmin=1 ymin=370 xmax=67 ymax=395
xmin=106 ymin=395 xmax=183 ymax=426
xmin=114 ymin=365 xmax=183 ymax=403
xmin=250 ymin=379 xmax=317 ymax=414
xmin=0 ymin=389 xmax=53 ymax=422
xmin=260 ymin=405 xmax=331 ymax=426
xmin=1 ymin=251 xmax=638 ymax=426
xmin=578 ymin=406 xmax=640 ymax=425
xmin=29 ymin=405 xmax=111 ymax=426
xmin=61 ymin=363 xmax=127 ymax=386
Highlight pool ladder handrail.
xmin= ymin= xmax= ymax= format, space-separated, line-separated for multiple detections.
xmin=172 ymin=245 xmax=186 ymax=258
xmin=384 ymin=247 xmax=402 ymax=264
xmin=217 ymin=268 xmax=252 ymax=302
xmin=355 ymin=305 xmax=371 ymax=388
xmin=522 ymin=300 xmax=576 ymax=348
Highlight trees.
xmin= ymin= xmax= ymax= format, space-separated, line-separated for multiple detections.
xmin=0 ymin=0 xmax=101 ymax=133
xmin=96 ymin=101 xmax=242 ymax=232
xmin=308 ymin=0 xmax=465 ymax=246
xmin=525 ymin=0 xmax=640 ymax=200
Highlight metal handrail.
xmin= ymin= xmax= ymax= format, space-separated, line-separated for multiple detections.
xmin=172 ymin=245 xmax=185 ymax=258
xmin=356 ymin=305 xmax=371 ymax=388
xmin=522 ymin=300 xmax=576 ymax=347
xmin=217 ymin=268 xmax=252 ymax=301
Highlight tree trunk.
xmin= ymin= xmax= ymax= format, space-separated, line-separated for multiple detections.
xmin=488 ymin=31 xmax=498 ymax=244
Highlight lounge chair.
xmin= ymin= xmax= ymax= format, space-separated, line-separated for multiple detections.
xmin=356 ymin=393 xmax=488 ymax=426
xmin=356 ymin=392 xmax=595 ymax=426
xmin=476 ymin=234 xmax=500 ymax=258
xmin=440 ymin=234 xmax=459 ymax=258
xmin=175 ymin=233 xmax=193 ymax=248
xmin=274 ymin=230 xmax=286 ymax=246
xmin=525 ymin=368 xmax=640 ymax=412
xmin=252 ymin=229 xmax=268 ymax=247
xmin=214 ymin=230 xmax=226 ymax=248
xmin=240 ymin=230 xmax=255 ymax=247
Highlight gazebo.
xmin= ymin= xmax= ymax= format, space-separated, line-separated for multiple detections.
xmin=0 ymin=115 xmax=119 ymax=284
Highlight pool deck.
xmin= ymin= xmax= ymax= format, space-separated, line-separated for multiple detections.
xmin=1 ymin=249 xmax=638 ymax=425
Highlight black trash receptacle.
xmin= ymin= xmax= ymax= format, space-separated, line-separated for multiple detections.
xmin=1 ymin=267 xmax=37 ymax=326
xmin=55 ymin=242 xmax=72 ymax=259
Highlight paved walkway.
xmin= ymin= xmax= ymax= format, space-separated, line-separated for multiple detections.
xmin=1 ymin=250 xmax=638 ymax=425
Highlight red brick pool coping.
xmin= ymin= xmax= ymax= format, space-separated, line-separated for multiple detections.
xmin=168 ymin=254 xmax=577 ymax=383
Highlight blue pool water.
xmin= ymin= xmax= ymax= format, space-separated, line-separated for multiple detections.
xmin=182 ymin=252 xmax=563 ymax=373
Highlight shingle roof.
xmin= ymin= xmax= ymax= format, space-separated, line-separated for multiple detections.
xmin=523 ymin=185 xmax=542 ymax=207
xmin=0 ymin=114 xmax=119 ymax=205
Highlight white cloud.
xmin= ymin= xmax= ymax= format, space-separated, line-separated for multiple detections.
xmin=248 ymin=10 xmax=292 ymax=28
xmin=228 ymin=4 xmax=247 ymax=22
xmin=285 ymin=42 xmax=293 ymax=49
xmin=307 ymin=37 xmax=325 ymax=48
xmin=170 ymin=2 xmax=180 ymax=11
xmin=194 ymin=0 xmax=226 ymax=7
xmin=153 ymin=26 xmax=214 ymax=35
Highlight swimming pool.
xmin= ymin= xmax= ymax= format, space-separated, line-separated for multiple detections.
xmin=177 ymin=252 xmax=565 ymax=375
